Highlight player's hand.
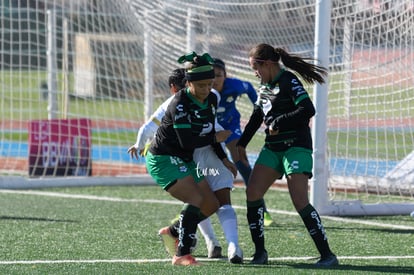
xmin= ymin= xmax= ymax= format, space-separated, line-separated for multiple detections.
xmin=222 ymin=158 xmax=237 ymax=178
xmin=269 ymin=125 xmax=279 ymax=136
xmin=258 ymin=85 xmax=273 ymax=94
xmin=127 ymin=145 xmax=139 ymax=160
xmin=215 ymin=130 xmax=231 ymax=143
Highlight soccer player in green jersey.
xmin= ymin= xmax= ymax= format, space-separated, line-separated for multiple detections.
xmin=145 ymin=52 xmax=236 ymax=266
xmin=237 ymin=43 xmax=338 ymax=267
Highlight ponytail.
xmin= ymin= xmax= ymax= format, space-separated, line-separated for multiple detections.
xmin=249 ymin=43 xmax=327 ymax=84
xmin=276 ymin=48 xmax=327 ymax=84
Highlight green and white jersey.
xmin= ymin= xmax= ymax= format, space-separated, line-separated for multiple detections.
xmin=238 ymin=69 xmax=316 ymax=152
xmin=150 ymin=88 xmax=225 ymax=162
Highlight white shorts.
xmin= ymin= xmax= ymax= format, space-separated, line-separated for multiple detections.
xmin=193 ymin=145 xmax=234 ymax=192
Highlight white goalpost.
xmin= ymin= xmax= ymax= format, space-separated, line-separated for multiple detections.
xmin=1 ymin=0 xmax=413 ymax=216
xmin=311 ymin=0 xmax=414 ymax=216
xmin=310 ymin=0 xmax=332 ymax=214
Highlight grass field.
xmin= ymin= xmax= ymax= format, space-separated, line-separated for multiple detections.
xmin=1 ymin=184 xmax=413 ymax=274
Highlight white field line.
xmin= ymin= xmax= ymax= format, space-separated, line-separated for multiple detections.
xmin=1 ymin=189 xmax=414 ymax=231
xmin=1 ymin=255 xmax=414 ymax=265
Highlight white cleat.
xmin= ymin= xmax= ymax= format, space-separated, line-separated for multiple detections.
xmin=228 ymin=243 xmax=243 ymax=264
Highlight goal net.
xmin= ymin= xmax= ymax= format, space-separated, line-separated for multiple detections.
xmin=1 ymin=0 xmax=413 ymax=215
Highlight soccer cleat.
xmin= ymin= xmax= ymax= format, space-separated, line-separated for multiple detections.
xmin=263 ymin=211 xmax=273 ymax=227
xmin=315 ymin=254 xmax=339 ymax=267
xmin=172 ymin=254 xmax=201 ymax=266
xmin=158 ymin=226 xmax=178 ymax=257
xmin=159 ymin=226 xmax=198 ymax=256
xmin=228 ymin=243 xmax=243 ymax=264
xmin=208 ymin=246 xmax=222 ymax=258
xmin=207 ymin=240 xmax=222 ymax=258
xmin=249 ymin=250 xmax=268 ymax=265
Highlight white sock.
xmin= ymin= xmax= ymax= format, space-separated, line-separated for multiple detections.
xmin=198 ymin=217 xmax=219 ymax=246
xmin=216 ymin=204 xmax=239 ymax=246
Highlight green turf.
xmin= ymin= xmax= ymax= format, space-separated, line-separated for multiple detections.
xmin=0 ymin=185 xmax=413 ymax=274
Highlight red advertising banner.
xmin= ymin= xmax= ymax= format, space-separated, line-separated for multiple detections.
xmin=28 ymin=118 xmax=92 ymax=177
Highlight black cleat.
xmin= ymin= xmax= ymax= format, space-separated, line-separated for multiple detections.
xmin=249 ymin=250 xmax=268 ymax=265
xmin=315 ymin=254 xmax=339 ymax=267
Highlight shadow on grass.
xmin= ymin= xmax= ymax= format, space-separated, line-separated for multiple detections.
xmin=283 ymin=262 xmax=413 ymax=273
xmin=325 ymin=226 xmax=414 ymax=234
xmin=260 ymin=219 xmax=414 ymax=232
xmin=263 ymin=223 xmax=414 ymax=235
xmin=194 ymin=259 xmax=413 ymax=273
xmin=0 ymin=215 xmax=78 ymax=223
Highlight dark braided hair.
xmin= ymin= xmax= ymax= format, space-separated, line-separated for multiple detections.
xmin=249 ymin=43 xmax=327 ymax=84
xmin=168 ymin=68 xmax=186 ymax=90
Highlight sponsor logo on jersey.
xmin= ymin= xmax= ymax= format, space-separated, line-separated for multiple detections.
xmin=260 ymin=97 xmax=272 ymax=115
xmin=176 ymin=104 xmax=184 ymax=112
xmin=196 ymin=162 xmax=220 ymax=177
xmin=200 ymin=122 xmax=213 ymax=136
xmin=174 ymin=111 xmax=188 ymax=121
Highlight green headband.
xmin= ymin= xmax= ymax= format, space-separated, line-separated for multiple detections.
xmin=178 ymin=51 xmax=215 ymax=81
xmin=187 ymin=65 xmax=214 ymax=74
xmin=177 ymin=51 xmax=214 ymax=64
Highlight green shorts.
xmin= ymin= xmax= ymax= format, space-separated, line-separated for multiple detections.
xmin=145 ymin=151 xmax=204 ymax=190
xmin=255 ymin=146 xmax=313 ymax=178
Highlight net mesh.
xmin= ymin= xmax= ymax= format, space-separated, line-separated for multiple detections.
xmin=1 ymin=1 xmax=413 ymax=205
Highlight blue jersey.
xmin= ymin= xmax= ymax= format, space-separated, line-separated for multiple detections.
xmin=216 ymin=77 xmax=257 ymax=131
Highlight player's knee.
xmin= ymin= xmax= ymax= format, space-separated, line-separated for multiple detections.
xmin=246 ymin=185 xmax=263 ymax=201
xmin=202 ymin=195 xmax=219 ymax=216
